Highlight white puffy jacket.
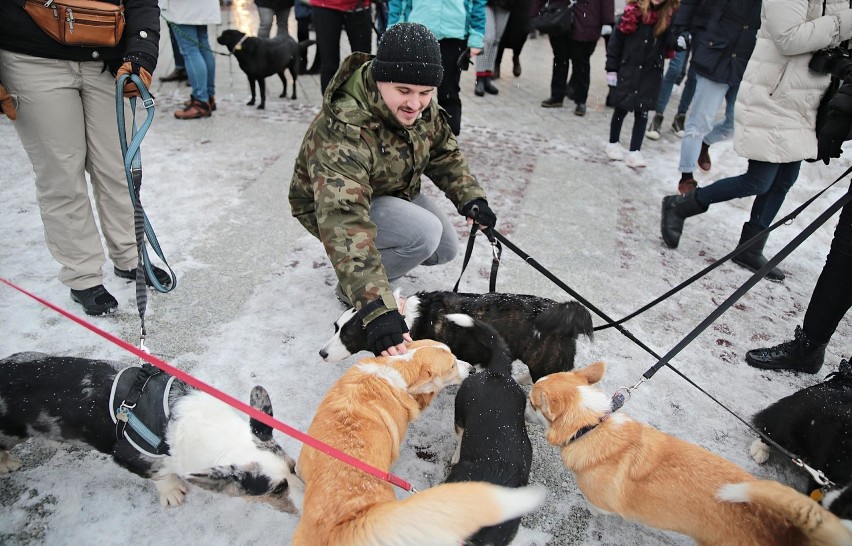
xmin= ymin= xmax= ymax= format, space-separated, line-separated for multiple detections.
xmin=734 ymin=0 xmax=852 ymax=162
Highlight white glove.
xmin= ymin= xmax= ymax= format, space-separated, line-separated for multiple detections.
xmin=606 ymin=72 xmax=618 ymax=87
xmin=601 ymin=24 xmax=613 ymax=36
xmin=676 ymin=35 xmax=688 ymax=50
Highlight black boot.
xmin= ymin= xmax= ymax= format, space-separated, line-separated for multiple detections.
xmin=660 ymin=190 xmax=708 ymax=249
xmin=474 ymin=78 xmax=485 ymax=97
xmin=70 ymin=285 xmax=118 ymax=316
xmin=483 ymin=76 xmax=499 ymax=95
xmin=731 ymin=222 xmax=785 ymax=282
xmin=745 ymin=326 xmax=827 ymax=373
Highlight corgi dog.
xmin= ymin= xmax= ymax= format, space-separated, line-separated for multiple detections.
xmin=0 ymin=352 xmax=304 ymax=512
xmin=294 ymin=340 xmax=545 ymax=545
xmin=526 ymin=362 xmax=852 ymax=546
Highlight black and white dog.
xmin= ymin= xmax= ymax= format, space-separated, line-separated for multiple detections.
xmin=320 ymin=290 xmax=594 ymax=383
xmin=444 ymin=315 xmax=533 ymax=545
xmin=0 ymin=352 xmax=304 ymax=512
xmin=749 ymin=358 xmax=852 ymax=519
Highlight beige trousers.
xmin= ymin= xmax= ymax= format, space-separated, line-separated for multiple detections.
xmin=0 ymin=50 xmax=139 ymax=290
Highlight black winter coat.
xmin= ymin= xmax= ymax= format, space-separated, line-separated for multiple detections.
xmin=0 ymin=0 xmax=160 ymax=73
xmin=670 ymin=0 xmax=715 ymax=33
xmin=605 ymin=15 xmax=676 ymax=111
xmin=679 ymin=0 xmax=761 ymax=87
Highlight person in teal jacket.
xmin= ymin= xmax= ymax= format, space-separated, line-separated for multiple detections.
xmin=387 ymin=0 xmax=486 ymax=135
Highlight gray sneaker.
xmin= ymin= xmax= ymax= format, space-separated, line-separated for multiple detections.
xmin=646 ymin=113 xmax=664 ymax=140
xmin=671 ymin=113 xmax=686 ymax=137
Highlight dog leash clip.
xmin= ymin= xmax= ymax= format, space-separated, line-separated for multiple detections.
xmin=612 ymin=377 xmax=647 ymax=411
xmin=793 ymin=459 xmax=834 ymax=488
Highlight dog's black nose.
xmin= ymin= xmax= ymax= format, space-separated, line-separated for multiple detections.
xmin=319 ymin=350 xmax=327 ymax=359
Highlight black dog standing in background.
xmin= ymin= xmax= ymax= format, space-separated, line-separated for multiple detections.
xmin=217 ymin=29 xmax=314 ymax=109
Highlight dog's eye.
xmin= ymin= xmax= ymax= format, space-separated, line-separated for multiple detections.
xmin=271 ymin=481 xmax=289 ymax=495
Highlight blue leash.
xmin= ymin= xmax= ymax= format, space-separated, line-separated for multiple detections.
xmin=115 ymin=74 xmax=177 ymax=343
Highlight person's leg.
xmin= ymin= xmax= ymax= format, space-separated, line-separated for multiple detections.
xmin=695 ymin=160 xmax=780 ymax=208
xmin=609 ymin=107 xmax=627 ymax=144
xmin=748 ymin=161 xmax=801 ymax=228
xmin=628 ymin=109 xmax=649 ymax=151
xmin=297 ymin=15 xmax=311 ymax=71
xmin=568 ymin=39 xmax=595 ymax=106
xmin=343 ymin=8 xmax=372 ymax=55
xmin=370 ymin=196 xmax=446 ymax=281
xmin=170 ymin=25 xmax=185 ymax=70
xmin=678 ymin=75 xmax=727 ymax=173
xmin=546 ymin=33 xmax=570 ymax=101
xmin=275 ymin=7 xmax=292 ymax=38
xmin=656 ymin=49 xmax=686 ymax=114
xmin=0 ymin=51 xmax=107 ymax=289
xmin=257 ymin=6 xmax=274 ymax=38
xmin=312 ymin=7 xmax=345 ymax=93
xmin=438 ymin=38 xmax=466 ymax=135
xmin=803 ymin=193 xmax=852 ymax=344
xmin=173 ymin=24 xmax=209 ymax=102
xmin=675 ymin=29 xmax=702 ymax=116
xmin=197 ymin=25 xmax=216 ymax=99
xmin=704 ymin=82 xmax=738 ymax=145
xmin=411 ymin=193 xmax=458 ymax=266
xmin=79 ymin=60 xmax=138 ymax=272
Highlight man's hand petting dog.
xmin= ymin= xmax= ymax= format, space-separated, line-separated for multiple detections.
xmin=461 ymin=198 xmax=497 ymax=229
xmin=365 ymin=309 xmax=411 ymax=356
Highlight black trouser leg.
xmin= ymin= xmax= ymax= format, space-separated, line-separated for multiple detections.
xmin=548 ymin=33 xmax=570 ymax=100
xmin=438 ymin=38 xmax=466 ymax=135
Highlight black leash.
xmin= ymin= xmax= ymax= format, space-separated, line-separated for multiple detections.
xmin=594 ymin=165 xmax=852 ymax=332
xmin=452 ymin=224 xmax=501 ymax=293
xmin=458 ymin=172 xmax=852 ymax=492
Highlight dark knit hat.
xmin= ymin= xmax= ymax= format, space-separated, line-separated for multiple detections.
xmin=372 ymin=22 xmax=444 ymax=87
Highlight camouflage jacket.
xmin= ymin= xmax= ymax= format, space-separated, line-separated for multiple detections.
xmin=289 ymin=52 xmax=486 ymax=324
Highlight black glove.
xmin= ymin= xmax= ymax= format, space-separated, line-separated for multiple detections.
xmin=457 ymin=48 xmax=473 ymax=71
xmin=817 ymin=82 xmax=852 ymax=165
xmin=365 ymin=310 xmax=410 ymax=356
xmin=461 ymin=198 xmax=497 ymax=229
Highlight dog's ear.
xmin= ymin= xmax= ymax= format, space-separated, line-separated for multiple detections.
xmin=249 ymin=386 xmax=274 ymax=441
xmin=188 ymin=464 xmax=278 ymax=497
xmin=530 ymin=385 xmax=555 ymax=421
xmin=577 ymin=361 xmax=606 ymax=385
xmin=406 ymin=346 xmax=459 ymax=394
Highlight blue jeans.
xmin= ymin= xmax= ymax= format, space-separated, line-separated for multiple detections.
xmin=371 ymin=194 xmax=458 ymax=281
xmin=696 ymin=160 xmax=802 ymax=229
xmin=679 ymin=75 xmax=737 ymax=173
xmin=173 ymin=24 xmax=215 ymax=102
xmin=656 ymin=49 xmax=697 ymax=116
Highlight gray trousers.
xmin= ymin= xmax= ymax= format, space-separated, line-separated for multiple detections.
xmin=257 ymin=6 xmax=292 ymax=39
xmin=371 ymin=194 xmax=459 ymax=281
xmin=475 ymin=6 xmax=511 ymax=74
xmin=0 ymin=50 xmax=138 ymax=290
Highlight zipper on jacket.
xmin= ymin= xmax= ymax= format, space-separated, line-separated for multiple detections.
xmin=66 ymin=8 xmax=74 ymax=31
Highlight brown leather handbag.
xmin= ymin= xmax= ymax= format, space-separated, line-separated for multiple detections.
xmin=23 ymin=0 xmax=125 ymax=47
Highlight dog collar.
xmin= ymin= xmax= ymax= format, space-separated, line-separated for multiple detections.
xmin=233 ymin=34 xmax=250 ymax=52
xmin=565 ymin=413 xmax=610 ymax=446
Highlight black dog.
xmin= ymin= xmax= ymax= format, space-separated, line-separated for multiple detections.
xmin=749 ymin=359 xmax=852 ymax=518
xmin=445 ymin=316 xmax=533 ymax=545
xmin=216 ymin=30 xmax=313 ymax=109
xmin=0 ymin=352 xmax=304 ymax=511
xmin=320 ymin=290 xmax=594 ymax=382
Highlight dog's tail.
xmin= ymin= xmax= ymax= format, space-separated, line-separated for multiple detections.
xmin=718 ymin=480 xmax=852 ymax=546
xmin=354 ymin=482 xmax=545 ymax=546
xmin=298 ymin=39 xmax=315 ymax=51
xmin=536 ymin=301 xmax=594 ymax=341
xmin=445 ymin=313 xmax=512 ymax=375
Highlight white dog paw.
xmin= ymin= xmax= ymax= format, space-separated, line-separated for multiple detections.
xmin=154 ymin=474 xmax=189 ymax=507
xmin=0 ymin=452 xmax=22 ymax=474
xmin=514 ymin=370 xmax=533 ymax=386
xmin=749 ymin=438 xmax=770 ymax=464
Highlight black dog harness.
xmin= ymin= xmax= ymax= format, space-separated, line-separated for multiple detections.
xmin=109 ymin=364 xmax=175 ymax=457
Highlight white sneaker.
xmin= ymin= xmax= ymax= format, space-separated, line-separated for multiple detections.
xmin=605 ymin=142 xmax=626 ymax=161
xmin=625 ymin=150 xmax=647 ymax=168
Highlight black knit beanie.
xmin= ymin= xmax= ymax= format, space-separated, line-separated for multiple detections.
xmin=371 ymin=22 xmax=444 ymax=87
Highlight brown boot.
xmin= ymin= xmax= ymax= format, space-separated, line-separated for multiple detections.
xmin=175 ymin=97 xmax=211 ymax=120
xmin=678 ymin=177 xmax=697 ymax=196
xmin=697 ymin=142 xmax=712 ymax=172
xmin=183 ymin=95 xmax=216 ymax=111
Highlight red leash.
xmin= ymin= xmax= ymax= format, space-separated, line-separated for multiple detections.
xmin=0 ymin=276 xmax=417 ymax=493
